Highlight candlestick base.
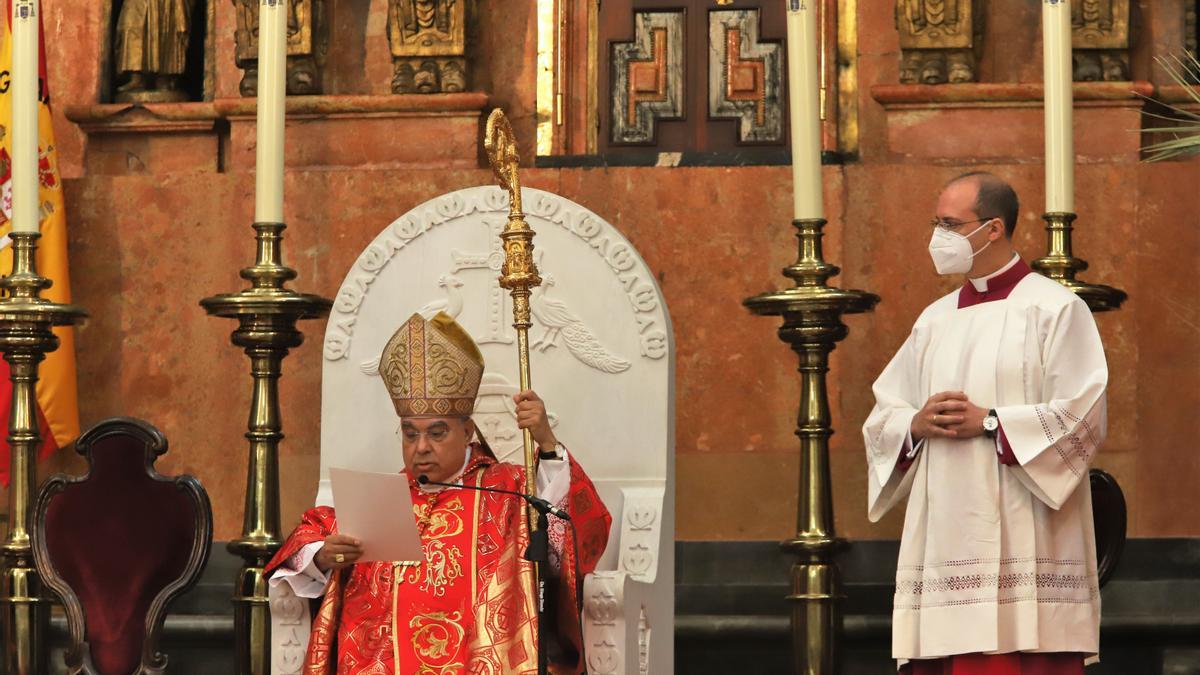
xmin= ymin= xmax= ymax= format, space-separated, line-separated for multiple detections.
xmin=201 ymin=221 xmax=331 ymax=675
xmin=1032 ymin=212 xmax=1128 ymax=312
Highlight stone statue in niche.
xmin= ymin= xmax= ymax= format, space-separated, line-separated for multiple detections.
xmin=895 ymin=0 xmax=982 ymax=85
xmin=387 ymin=0 xmax=467 ymax=94
xmin=113 ymin=0 xmax=194 ymax=102
xmin=231 ymin=0 xmax=327 ymax=96
xmin=1071 ymin=0 xmax=1131 ymax=82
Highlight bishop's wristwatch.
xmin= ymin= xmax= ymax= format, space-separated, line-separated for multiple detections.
xmin=982 ymin=409 xmax=1000 ymax=439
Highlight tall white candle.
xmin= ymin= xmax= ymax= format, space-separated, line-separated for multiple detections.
xmin=11 ymin=0 xmax=39 ymax=233
xmin=1043 ymin=0 xmax=1074 ymax=213
xmin=254 ymin=0 xmax=287 ymax=223
xmin=787 ymin=0 xmax=823 ymax=220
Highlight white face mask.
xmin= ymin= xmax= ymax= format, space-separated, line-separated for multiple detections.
xmin=927 ymin=219 xmax=994 ymax=276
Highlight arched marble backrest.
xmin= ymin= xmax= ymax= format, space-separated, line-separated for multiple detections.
xmin=318 ymin=186 xmax=674 ymax=576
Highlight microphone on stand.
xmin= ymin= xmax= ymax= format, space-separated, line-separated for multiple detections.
xmin=417 ymin=474 xmax=572 ymax=521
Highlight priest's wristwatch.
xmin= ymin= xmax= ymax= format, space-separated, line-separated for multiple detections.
xmin=982 ymin=409 xmax=1000 ymax=439
xmin=538 ymin=442 xmax=566 ymax=461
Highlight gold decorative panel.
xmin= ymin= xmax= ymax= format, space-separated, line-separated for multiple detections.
xmin=895 ymin=0 xmax=981 ymax=84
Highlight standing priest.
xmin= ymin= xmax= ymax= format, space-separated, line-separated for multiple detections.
xmin=266 ymin=311 xmax=613 ymax=674
xmin=863 ymin=172 xmax=1106 ymax=674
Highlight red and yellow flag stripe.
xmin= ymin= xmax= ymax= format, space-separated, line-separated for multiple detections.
xmin=0 ymin=0 xmax=80 ymax=483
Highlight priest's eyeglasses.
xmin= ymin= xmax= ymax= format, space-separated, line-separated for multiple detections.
xmin=931 ymin=216 xmax=993 ymax=231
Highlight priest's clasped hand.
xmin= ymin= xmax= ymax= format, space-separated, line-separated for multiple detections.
xmin=513 ymin=389 xmax=558 ymax=450
xmin=911 ymin=391 xmax=989 ymax=441
xmin=946 ymin=400 xmax=989 ymax=439
xmin=315 ymin=534 xmax=363 ymax=572
xmin=912 ymin=392 xmax=967 ymax=440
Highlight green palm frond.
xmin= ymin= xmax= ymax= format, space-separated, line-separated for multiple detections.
xmin=1141 ymin=54 xmax=1200 ymax=162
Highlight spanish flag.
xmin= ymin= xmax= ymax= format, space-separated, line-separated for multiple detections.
xmin=0 ymin=0 xmax=79 ymax=484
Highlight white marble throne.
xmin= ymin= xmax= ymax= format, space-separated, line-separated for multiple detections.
xmin=269 ymin=186 xmax=675 ymax=675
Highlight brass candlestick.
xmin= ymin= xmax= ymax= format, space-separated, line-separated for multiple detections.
xmin=0 ymin=231 xmax=86 ymax=675
xmin=1032 ymin=212 xmax=1127 ymax=311
xmin=744 ymin=218 xmax=878 ymax=675
xmin=201 ymin=222 xmax=331 ymax=675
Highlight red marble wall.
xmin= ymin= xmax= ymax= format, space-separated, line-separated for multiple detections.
xmin=21 ymin=0 xmax=1200 ymax=543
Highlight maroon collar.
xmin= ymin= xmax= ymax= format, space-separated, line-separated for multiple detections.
xmin=957 ymin=258 xmax=1033 ymax=308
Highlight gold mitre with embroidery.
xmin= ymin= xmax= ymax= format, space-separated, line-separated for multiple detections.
xmin=379 ymin=312 xmax=484 ymax=418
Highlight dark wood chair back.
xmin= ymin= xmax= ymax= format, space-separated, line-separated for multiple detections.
xmin=31 ymin=418 xmax=212 ymax=675
xmin=1090 ymin=468 xmax=1127 ymax=589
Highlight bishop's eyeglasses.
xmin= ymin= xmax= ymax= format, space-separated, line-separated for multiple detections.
xmin=398 ymin=424 xmax=454 ymax=445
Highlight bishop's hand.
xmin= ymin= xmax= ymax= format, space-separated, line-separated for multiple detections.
xmin=911 ymin=391 xmax=968 ymax=442
xmin=514 ymin=389 xmax=558 ymax=450
xmin=315 ymin=534 xmax=363 ymax=572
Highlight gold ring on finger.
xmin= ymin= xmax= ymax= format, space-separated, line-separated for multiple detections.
xmin=335 ymin=553 xmax=345 ymax=564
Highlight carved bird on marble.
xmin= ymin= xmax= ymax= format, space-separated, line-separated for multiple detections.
xmin=416 ymin=274 xmax=465 ymax=319
xmin=532 ymin=274 xmax=631 ymax=374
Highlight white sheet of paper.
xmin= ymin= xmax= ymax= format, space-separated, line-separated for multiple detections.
xmin=329 ymin=467 xmax=424 ymax=563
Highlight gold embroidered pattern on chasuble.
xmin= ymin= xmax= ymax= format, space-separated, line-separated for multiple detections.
xmin=380 ymin=312 xmax=484 ymax=418
xmin=387 ymin=474 xmax=486 ymax=673
xmin=413 ymin=494 xmax=466 ymax=596
xmin=409 ymin=611 xmax=467 ymax=674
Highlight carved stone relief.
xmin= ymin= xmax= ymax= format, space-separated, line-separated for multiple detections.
xmin=638 ymin=606 xmax=650 ymax=675
xmin=708 ymin=10 xmax=783 ymax=143
xmin=619 ymin=488 xmax=663 ymax=583
xmin=269 ymin=581 xmax=309 ymax=675
xmin=323 ymin=189 xmax=669 ymax=367
xmin=1071 ymin=0 xmax=1131 ymax=82
xmin=585 ymin=573 xmax=623 ymax=675
xmin=610 ymin=12 xmax=685 ymax=144
xmin=231 ymin=0 xmax=328 ymax=96
xmin=387 ymin=0 xmax=467 ymax=93
xmin=895 ymin=0 xmax=982 ymax=84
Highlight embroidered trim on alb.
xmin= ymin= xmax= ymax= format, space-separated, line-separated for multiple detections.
xmin=1048 ymin=404 xmax=1090 ymax=465
xmin=895 ymin=571 xmax=1095 ymax=597
xmin=869 ymin=409 xmax=897 ymax=461
xmin=894 ymin=593 xmax=1097 ymax=610
xmin=1035 ymin=405 xmax=1083 ymax=477
xmin=1058 ymin=404 xmax=1100 ymax=463
xmin=896 ymin=555 xmax=1086 ymax=571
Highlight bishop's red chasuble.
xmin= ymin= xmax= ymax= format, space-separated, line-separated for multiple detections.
xmin=266 ymin=446 xmax=612 ymax=674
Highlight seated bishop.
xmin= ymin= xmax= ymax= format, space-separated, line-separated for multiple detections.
xmin=266 ymin=311 xmax=613 ymax=674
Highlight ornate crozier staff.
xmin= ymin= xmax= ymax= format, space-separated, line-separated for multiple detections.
xmin=484 ymin=108 xmax=543 ymax=526
xmin=484 ymin=108 xmax=550 ymax=674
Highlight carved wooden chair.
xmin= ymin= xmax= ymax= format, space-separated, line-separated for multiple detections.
xmin=1090 ymin=468 xmax=1127 ymax=588
xmin=31 ymin=417 xmax=212 ymax=675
